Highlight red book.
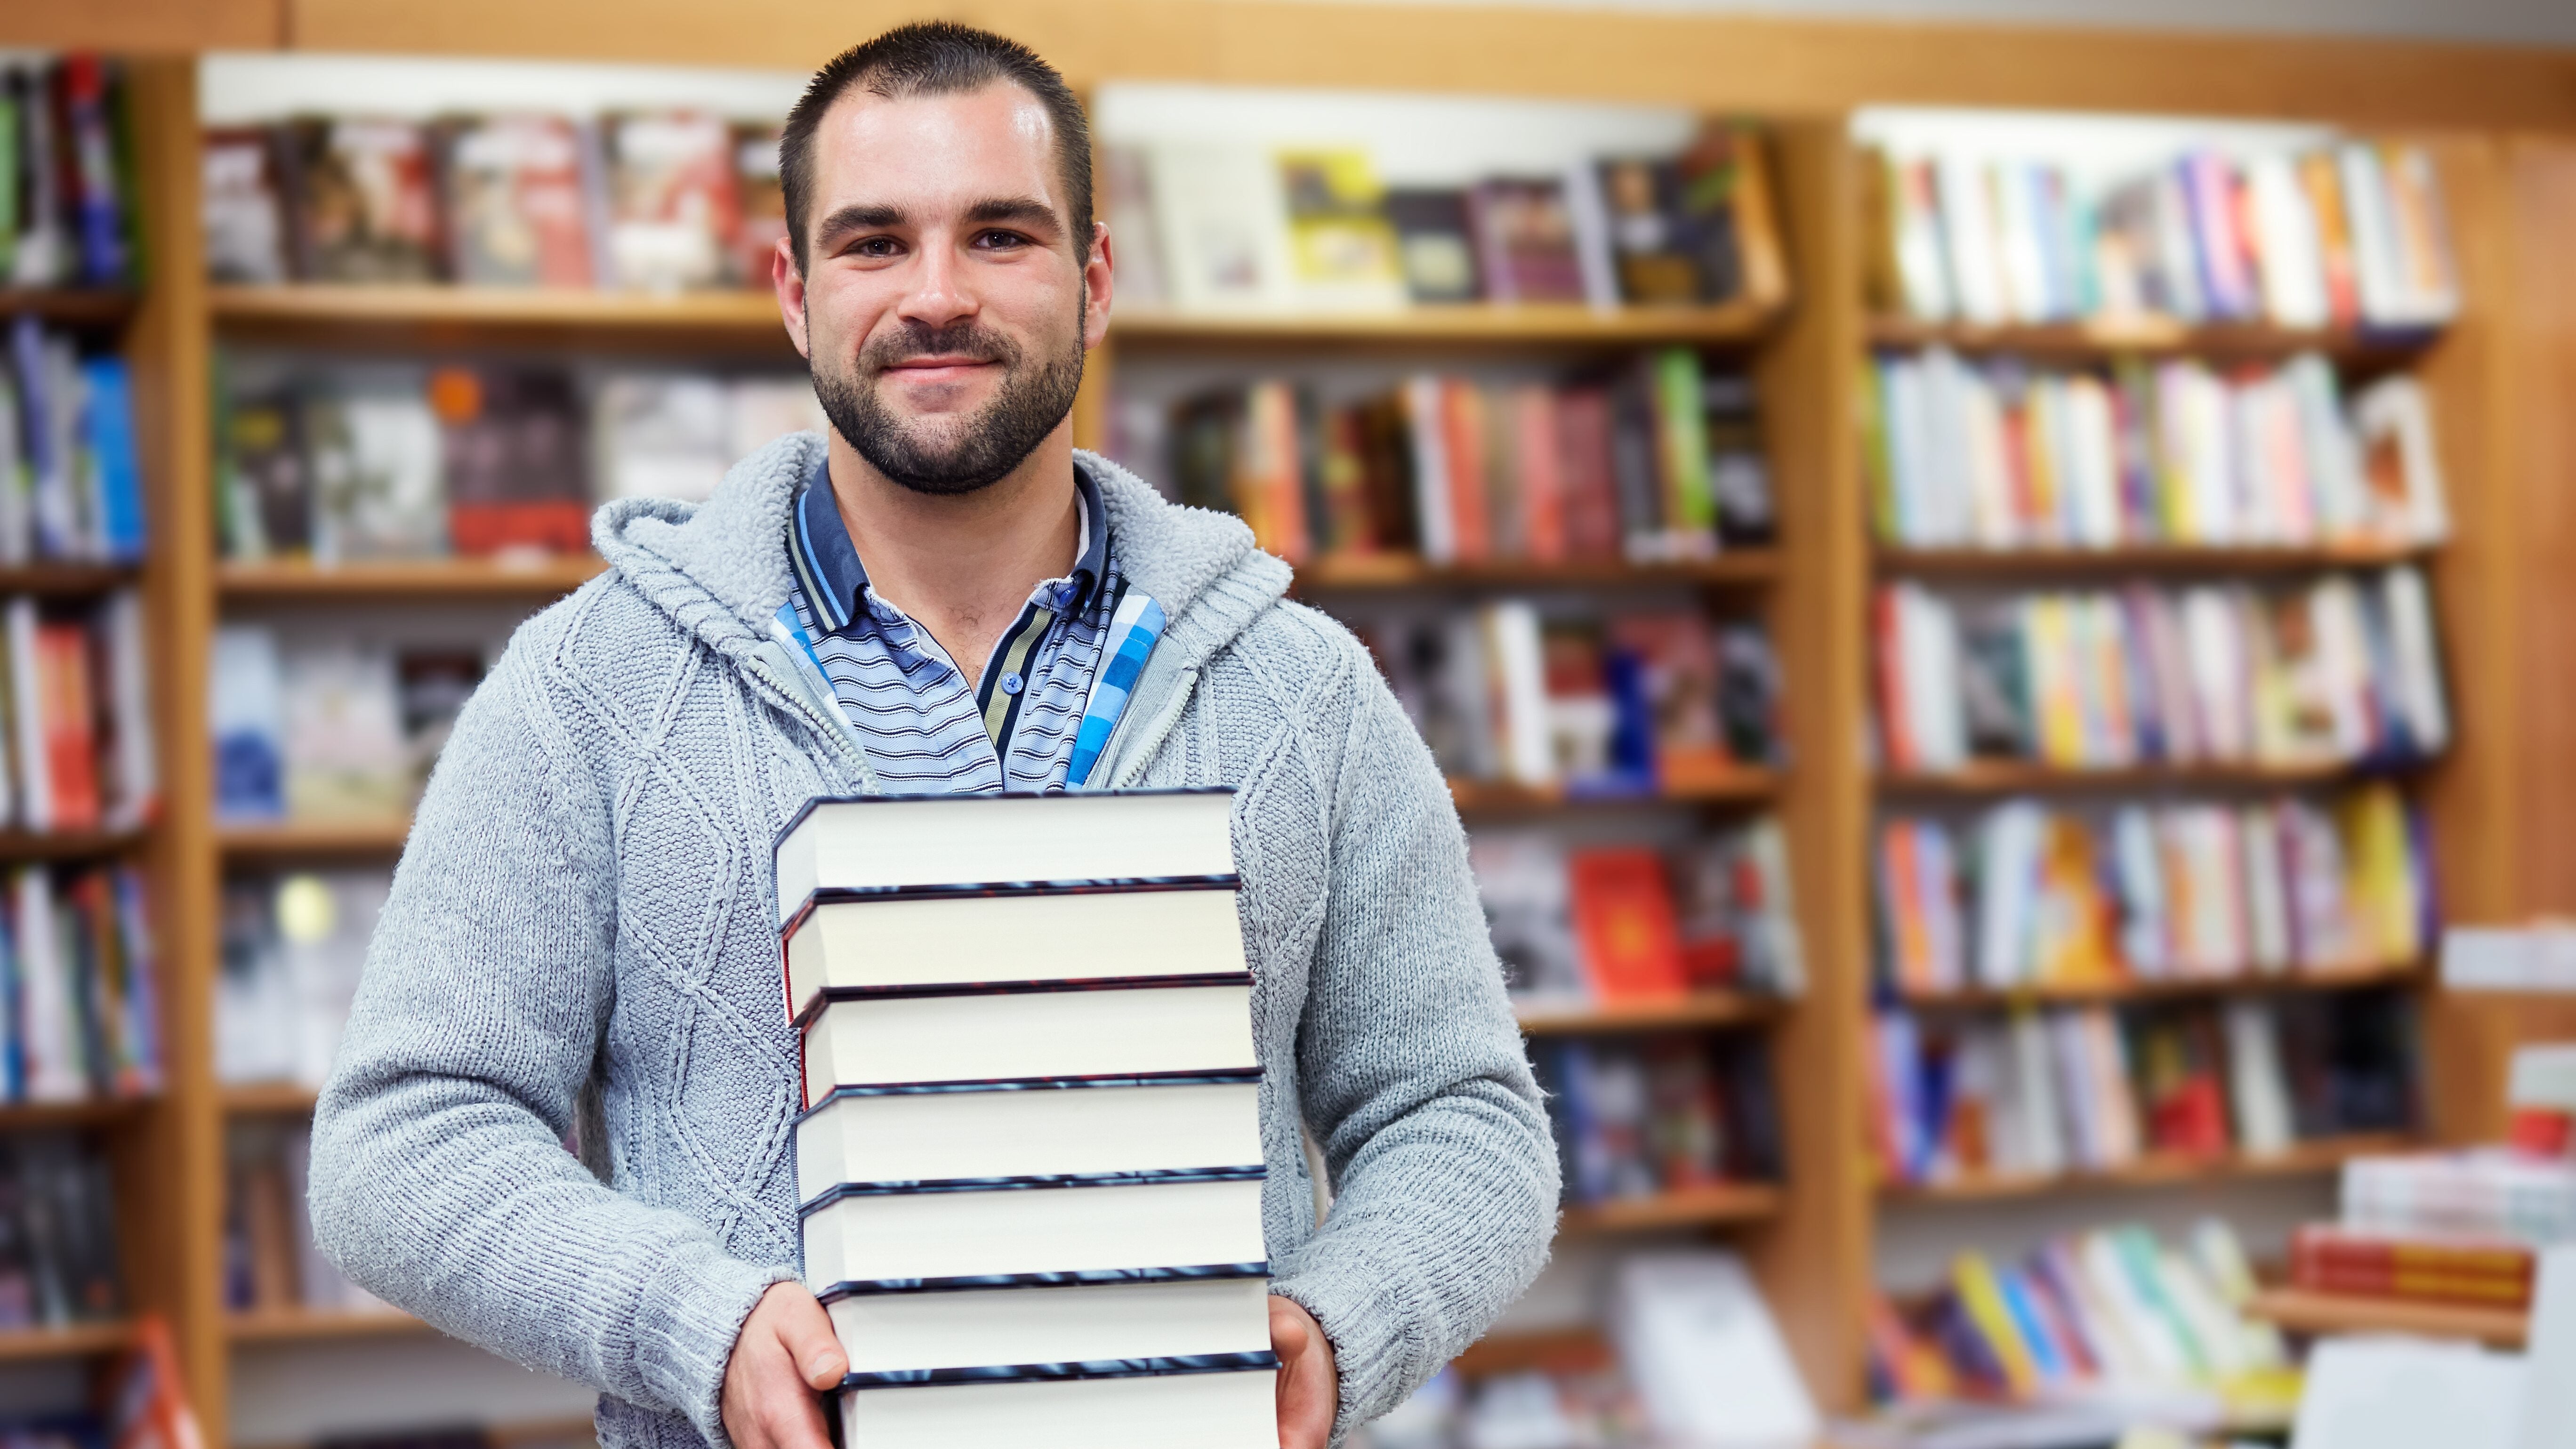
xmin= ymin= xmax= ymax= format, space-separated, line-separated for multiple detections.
xmin=2290 ymin=1224 xmax=2535 ymax=1299
xmin=1441 ymin=380 xmax=1493 ymax=562
xmin=35 ymin=622 xmax=101 ymax=831
xmin=1554 ymin=387 xmax=1623 ymax=562
xmin=433 ymin=367 xmax=593 ymax=557
xmin=1871 ymin=586 xmax=1917 ymax=771
xmin=1512 ymin=386 xmax=1567 ymax=563
xmin=1568 ymin=848 xmax=1687 ymax=1000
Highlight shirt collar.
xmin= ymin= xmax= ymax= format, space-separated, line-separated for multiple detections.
xmin=789 ymin=456 xmax=1109 ymax=635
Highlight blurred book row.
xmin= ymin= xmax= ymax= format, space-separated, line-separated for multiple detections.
xmin=0 ymin=1133 xmax=124 ymax=1331
xmin=1532 ymin=1032 xmax=1780 ymax=1207
xmin=1872 ymin=567 xmax=2447 ymax=774
xmin=2 ymin=319 xmax=147 ymax=565
xmin=1108 ymin=122 xmax=1786 ymax=314
xmin=1877 ymin=782 xmax=2430 ymax=993
xmin=1861 ymin=1220 xmax=2293 ymax=1433
xmin=0 ymin=592 xmax=155 ymax=835
xmin=209 ymin=630 xmax=482 ymax=824
xmin=216 ymin=360 xmax=821 ymax=562
xmin=203 ymin=111 xmax=784 ymax=292
xmin=0 ymin=864 xmax=160 ymax=1105
xmin=1863 ymin=351 xmax=2444 ymax=553
xmin=1869 ymin=988 xmax=2416 ymax=1186
xmin=1355 ymin=604 xmax=1780 ymax=794
xmin=1473 ymin=822 xmax=1802 ymax=1003
xmin=1861 ymin=139 xmax=2458 ymax=330
xmin=225 ymin=1117 xmax=390 ymax=1318
xmin=217 ymin=869 xmax=384 ymax=1088
xmin=0 ymin=56 xmax=136 ymax=291
xmin=1140 ymin=351 xmax=1770 ymax=568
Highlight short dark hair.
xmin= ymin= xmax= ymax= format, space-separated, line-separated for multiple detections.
xmin=779 ymin=22 xmax=1093 ymax=272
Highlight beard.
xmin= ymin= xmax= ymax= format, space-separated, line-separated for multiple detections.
xmin=810 ymin=302 xmax=1087 ymax=497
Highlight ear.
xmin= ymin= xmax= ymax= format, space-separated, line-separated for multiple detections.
xmin=773 ymin=234 xmax=812 ymax=360
xmin=1083 ymin=219 xmax=1114 ymax=352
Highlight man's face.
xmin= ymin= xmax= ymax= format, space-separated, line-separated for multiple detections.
xmin=783 ymin=82 xmax=1110 ymax=495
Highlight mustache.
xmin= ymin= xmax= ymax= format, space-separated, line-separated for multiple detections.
xmin=858 ymin=320 xmax=1022 ymax=372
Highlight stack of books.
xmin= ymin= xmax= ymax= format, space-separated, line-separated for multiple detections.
xmin=776 ymin=790 xmax=1280 ymax=1445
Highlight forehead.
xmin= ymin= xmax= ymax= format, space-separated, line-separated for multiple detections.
xmin=810 ymin=81 xmax=1062 ymax=213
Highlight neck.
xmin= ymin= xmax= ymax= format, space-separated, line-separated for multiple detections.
xmin=824 ymin=423 xmax=1080 ymax=688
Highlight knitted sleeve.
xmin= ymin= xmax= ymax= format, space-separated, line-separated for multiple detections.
xmin=305 ymin=622 xmax=790 ymax=1446
xmin=1265 ymin=639 xmax=1561 ymax=1439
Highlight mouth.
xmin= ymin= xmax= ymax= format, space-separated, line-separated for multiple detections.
xmin=880 ymin=355 xmax=999 ymax=386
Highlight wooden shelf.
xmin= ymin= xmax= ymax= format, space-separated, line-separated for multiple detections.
xmin=1865 ymin=314 xmax=2440 ymax=361
xmin=219 ymin=1082 xmax=321 ymax=1116
xmin=1560 ymin=1181 xmax=1784 ymax=1234
xmin=0 ymin=1097 xmax=153 ymax=1131
xmin=218 ymin=556 xmax=605 ymax=600
xmin=1298 ymin=551 xmax=1779 ymax=591
xmin=1880 ymin=1134 xmax=2410 ymax=1202
xmin=209 ymin=283 xmax=788 ymax=343
xmin=1517 ymin=991 xmax=1786 ymax=1035
xmin=2245 ymin=1287 xmax=2528 ymax=1348
xmin=0 ymin=1320 xmax=132 ymax=1360
xmin=1448 ymin=771 xmax=1779 ymax=812
xmin=1896 ymin=962 xmax=2427 ymax=1010
xmin=225 ymin=1307 xmax=433 ymax=1344
xmin=1874 ymin=542 xmax=2434 ymax=578
xmin=218 ymin=817 xmax=412 ymax=858
xmin=0 ymin=289 xmax=137 ymax=326
xmin=1111 ymin=300 xmax=1780 ymax=348
xmin=0 ymin=828 xmax=149 ymax=861
xmin=1877 ymin=759 xmax=2371 ymax=794
xmin=0 ymin=563 xmax=144 ymax=594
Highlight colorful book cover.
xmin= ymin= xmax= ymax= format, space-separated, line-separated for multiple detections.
xmin=1568 ymin=847 xmax=1687 ymax=1000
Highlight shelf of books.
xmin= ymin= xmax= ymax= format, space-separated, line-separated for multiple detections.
xmin=2245 ymin=1286 xmax=2529 ymax=1349
xmin=13 ymin=16 xmax=2560 ymax=1449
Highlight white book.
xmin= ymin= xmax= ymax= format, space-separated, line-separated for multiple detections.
xmin=1608 ymin=1251 xmax=1818 ymax=1449
xmin=2288 ymin=354 xmax=2366 ymax=541
xmin=827 ymin=1276 xmax=1271 ymax=1381
xmin=17 ymin=866 xmax=80 ymax=1102
xmin=2238 ymin=805 xmax=2293 ymax=974
xmin=2246 ymin=153 xmax=2328 ymax=328
xmin=1889 ymin=154 xmax=1954 ymax=322
xmin=839 ymin=1364 xmax=1275 ymax=1449
xmin=2352 ymin=375 xmax=2449 ymax=545
xmin=1994 ymin=161 xmax=2053 ymax=324
xmin=803 ymin=982 xmax=1257 ymax=1103
xmin=1147 ymin=144 xmax=1294 ymax=314
xmin=1559 ymin=161 xmax=1621 ymax=311
xmin=2223 ymin=1000 xmax=2293 ymax=1157
xmin=1401 ymin=376 xmax=1455 ymax=565
xmin=802 ymin=1175 xmax=1267 ymax=1291
xmin=1974 ymin=801 xmax=2043 ymax=990
xmin=1482 ymin=601 xmax=1553 ymax=787
xmin=2063 ymin=374 xmax=2122 ymax=549
xmin=2179 ymin=586 xmax=2251 ymax=761
xmin=1936 ymin=154 xmax=2006 ymax=326
xmin=785 ymin=886 xmax=1244 ymax=1025
xmin=1958 ymin=363 xmax=2016 ymax=549
xmin=2378 ymin=564 xmax=2450 ymax=756
xmin=2111 ymin=805 xmax=2169 ymax=977
xmin=101 ymin=589 xmax=155 ymax=831
xmin=2009 ymin=1008 xmax=2066 ymax=1178
xmin=2340 ymin=143 xmax=2411 ymax=329
xmin=2309 ymin=576 xmax=2375 ymax=760
xmin=6 ymin=597 xmax=48 ymax=831
xmin=774 ymin=790 xmax=1235 ymax=929
xmin=1917 ymin=348 xmax=1975 ymax=546
xmin=795 ymin=1078 xmax=1262 ymax=1208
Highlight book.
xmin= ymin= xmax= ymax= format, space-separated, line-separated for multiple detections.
xmin=305 ymin=380 xmax=446 ymax=561
xmin=209 ymin=625 xmax=286 ymax=822
xmin=1099 ymin=145 xmax=1169 ymax=309
xmin=436 ymin=113 xmax=596 ymax=288
xmin=203 ymin=126 xmax=291 ymax=284
xmin=1276 ymin=149 xmax=1405 ymax=312
xmin=1610 ymin=1251 xmax=1818 ymax=1448
xmin=431 ymin=366 xmax=591 ymax=556
xmin=729 ymin=122 xmax=785 ymax=286
xmin=2290 ymin=1224 xmax=2535 ymax=1308
xmin=599 ymin=111 xmax=739 ymax=292
xmin=280 ymin=115 xmax=442 ymax=283
xmin=837 ymin=1368 xmax=1276 ymax=1449
xmin=1384 ymin=188 xmax=1480 ymax=305
xmin=780 ymin=789 xmax=1276 ymax=1442
xmin=278 ymin=642 xmax=409 ymax=821
xmin=1568 ymin=848 xmax=1687 ymax=1000
xmin=1466 ymin=177 xmax=1586 ymax=304
xmin=1148 ymin=144 xmax=1293 ymax=313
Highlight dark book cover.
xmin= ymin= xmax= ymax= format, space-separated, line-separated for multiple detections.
xmin=1465 ymin=177 xmax=1584 ymax=304
xmin=1383 ymin=187 xmax=1480 ymax=304
xmin=281 ymin=115 xmax=443 ymax=283
xmin=1598 ymin=156 xmax=1699 ymax=306
xmin=433 ymin=367 xmax=590 ymax=556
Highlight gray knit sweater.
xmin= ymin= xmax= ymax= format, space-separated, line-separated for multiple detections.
xmin=306 ymin=434 xmax=1559 ymax=1449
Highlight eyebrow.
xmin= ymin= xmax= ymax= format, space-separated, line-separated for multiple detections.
xmin=813 ymin=196 xmax=1064 ymax=248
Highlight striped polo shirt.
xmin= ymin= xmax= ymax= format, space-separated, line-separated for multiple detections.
xmin=770 ymin=456 xmax=1165 ymax=793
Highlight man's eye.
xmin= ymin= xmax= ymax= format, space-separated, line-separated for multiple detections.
xmin=853 ymin=237 xmax=902 ymax=258
xmin=975 ymin=230 xmax=1028 ymax=250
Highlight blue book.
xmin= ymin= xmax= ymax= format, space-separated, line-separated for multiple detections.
xmin=80 ymin=357 xmax=145 ymax=562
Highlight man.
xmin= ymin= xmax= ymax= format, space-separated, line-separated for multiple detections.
xmin=309 ymin=22 xmax=1556 ymax=1449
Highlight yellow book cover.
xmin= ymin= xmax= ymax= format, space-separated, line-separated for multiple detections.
xmin=1950 ymin=1253 xmax=2041 ymax=1397
xmin=1276 ymin=150 xmax=1406 ymax=312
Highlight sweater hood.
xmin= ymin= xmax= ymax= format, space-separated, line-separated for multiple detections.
xmin=590 ymin=431 xmax=1293 ymax=673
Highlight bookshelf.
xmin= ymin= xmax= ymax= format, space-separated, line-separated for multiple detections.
xmin=2245 ymin=1287 xmax=2530 ymax=1349
xmin=21 ymin=9 xmax=2576 ymax=1448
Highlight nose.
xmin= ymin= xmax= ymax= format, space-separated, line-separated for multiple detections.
xmin=893 ymin=230 xmax=978 ymax=331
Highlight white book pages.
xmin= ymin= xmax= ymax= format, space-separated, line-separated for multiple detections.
xmin=839 ymin=1365 xmax=1276 ymax=1449
xmin=802 ymin=1176 xmax=1267 ymax=1289
xmin=795 ymin=1080 xmax=1262 ymax=1207
xmin=803 ymin=984 xmax=1258 ymax=1101
xmin=828 ymin=1277 xmax=1270 ymax=1377
xmin=1936 ymin=154 xmax=2006 ymax=326
xmin=2247 ymin=153 xmax=2329 ymax=328
xmin=2222 ymin=1000 xmax=2293 ymax=1157
xmin=785 ymin=886 xmax=1245 ymax=1023
xmin=775 ymin=790 xmax=1237 ymax=928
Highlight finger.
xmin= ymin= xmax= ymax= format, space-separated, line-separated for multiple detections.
xmin=762 ymin=1385 xmax=837 ymax=1449
xmin=772 ymin=1287 xmax=850 ymax=1390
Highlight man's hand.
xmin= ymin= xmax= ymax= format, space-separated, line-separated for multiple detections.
xmin=1271 ymin=1294 xmax=1338 ymax=1449
xmin=721 ymin=1281 xmax=848 ymax=1449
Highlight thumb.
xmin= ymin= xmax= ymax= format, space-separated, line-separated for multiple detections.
xmin=775 ymin=1288 xmax=849 ymax=1390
